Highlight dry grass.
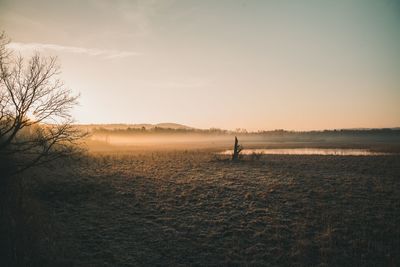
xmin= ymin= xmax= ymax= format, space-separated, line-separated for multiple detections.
xmin=27 ymin=150 xmax=400 ymax=266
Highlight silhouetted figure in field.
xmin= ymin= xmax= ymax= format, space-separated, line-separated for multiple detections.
xmin=232 ymin=136 xmax=243 ymax=161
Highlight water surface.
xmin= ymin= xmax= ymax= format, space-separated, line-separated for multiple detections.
xmin=220 ymin=148 xmax=389 ymax=156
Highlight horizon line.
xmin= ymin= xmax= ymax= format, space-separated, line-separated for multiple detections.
xmin=71 ymin=122 xmax=400 ymax=132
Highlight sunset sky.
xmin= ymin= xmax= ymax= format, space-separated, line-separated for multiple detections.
xmin=1 ymin=0 xmax=399 ymax=130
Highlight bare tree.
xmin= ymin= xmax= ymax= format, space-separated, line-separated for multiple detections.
xmin=0 ymin=32 xmax=84 ymax=176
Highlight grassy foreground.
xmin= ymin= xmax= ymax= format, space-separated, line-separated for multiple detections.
xmin=8 ymin=150 xmax=400 ymax=266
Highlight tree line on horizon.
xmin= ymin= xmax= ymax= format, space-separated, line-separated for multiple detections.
xmin=91 ymin=126 xmax=400 ymax=137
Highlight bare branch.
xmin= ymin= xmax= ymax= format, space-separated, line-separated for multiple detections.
xmin=0 ymin=32 xmax=85 ymax=176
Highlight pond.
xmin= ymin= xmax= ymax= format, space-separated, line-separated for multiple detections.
xmin=219 ymin=148 xmax=389 ymax=156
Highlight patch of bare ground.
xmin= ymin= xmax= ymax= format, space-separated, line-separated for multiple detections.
xmin=33 ymin=151 xmax=400 ymax=266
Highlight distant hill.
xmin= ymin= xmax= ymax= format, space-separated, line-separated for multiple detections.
xmin=74 ymin=123 xmax=192 ymax=131
xmin=154 ymin=123 xmax=192 ymax=130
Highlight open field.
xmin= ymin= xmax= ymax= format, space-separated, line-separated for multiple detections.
xmin=28 ymin=148 xmax=400 ymax=266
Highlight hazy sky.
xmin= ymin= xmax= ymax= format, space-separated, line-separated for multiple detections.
xmin=1 ymin=0 xmax=399 ymax=130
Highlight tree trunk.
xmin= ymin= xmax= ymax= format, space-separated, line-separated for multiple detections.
xmin=232 ymin=136 xmax=242 ymax=161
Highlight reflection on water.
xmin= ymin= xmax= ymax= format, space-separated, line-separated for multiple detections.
xmin=220 ymin=148 xmax=389 ymax=156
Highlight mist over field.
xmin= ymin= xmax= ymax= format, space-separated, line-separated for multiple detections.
xmin=82 ymin=124 xmax=400 ymax=152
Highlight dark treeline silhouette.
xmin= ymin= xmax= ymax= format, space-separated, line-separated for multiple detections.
xmin=91 ymin=126 xmax=400 ymax=139
xmin=92 ymin=126 xmax=230 ymax=135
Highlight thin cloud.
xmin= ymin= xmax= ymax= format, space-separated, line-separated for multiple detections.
xmin=6 ymin=42 xmax=141 ymax=59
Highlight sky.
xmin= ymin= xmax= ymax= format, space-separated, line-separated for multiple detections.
xmin=1 ymin=0 xmax=399 ymax=130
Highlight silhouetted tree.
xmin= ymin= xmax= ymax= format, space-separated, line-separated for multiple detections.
xmin=0 ymin=32 xmax=84 ymax=177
